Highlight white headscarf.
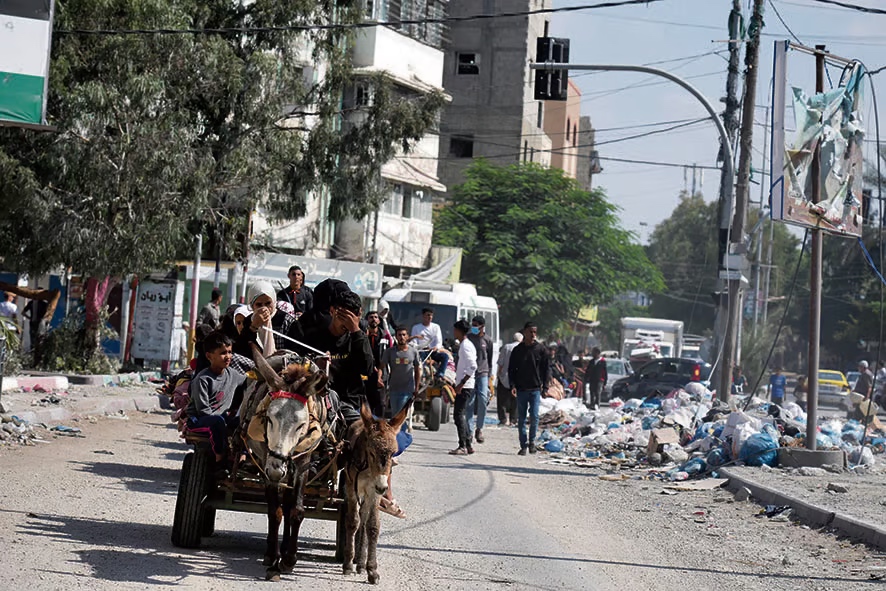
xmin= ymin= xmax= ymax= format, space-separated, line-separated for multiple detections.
xmin=247 ymin=281 xmax=277 ymax=356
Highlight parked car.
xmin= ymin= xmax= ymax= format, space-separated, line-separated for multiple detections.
xmin=846 ymin=370 xmax=861 ymax=392
xmin=610 ymin=357 xmax=711 ymax=400
xmin=818 ymin=370 xmax=850 ymax=409
xmin=602 ymin=358 xmax=632 ymax=401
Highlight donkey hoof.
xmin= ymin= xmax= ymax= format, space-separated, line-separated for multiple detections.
xmin=279 ymin=561 xmax=295 ymax=574
xmin=265 ymin=568 xmax=281 ymax=582
xmin=356 ymin=564 xmax=365 ymax=574
xmin=343 ymin=564 xmax=356 ymax=576
xmin=263 ymin=556 xmax=276 ymax=567
xmin=368 ymin=571 xmax=380 ymax=585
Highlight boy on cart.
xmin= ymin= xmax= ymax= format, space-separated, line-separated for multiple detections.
xmin=186 ymin=331 xmax=247 ymax=464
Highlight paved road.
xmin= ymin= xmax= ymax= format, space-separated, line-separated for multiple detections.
xmin=0 ymin=411 xmax=881 ymax=590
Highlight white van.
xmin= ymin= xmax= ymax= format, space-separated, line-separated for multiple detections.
xmin=383 ymin=282 xmax=500 ymax=365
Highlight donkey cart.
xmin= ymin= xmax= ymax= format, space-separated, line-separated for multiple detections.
xmin=171 ymin=430 xmax=347 ymax=561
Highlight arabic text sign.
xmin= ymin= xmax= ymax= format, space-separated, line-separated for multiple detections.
xmin=131 ymin=279 xmax=184 ymax=360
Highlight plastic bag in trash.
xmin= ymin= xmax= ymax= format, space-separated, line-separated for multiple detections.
xmin=739 ymin=431 xmax=778 ymax=467
xmin=544 ymin=439 xmax=564 ymax=453
xmin=849 ymin=445 xmax=875 ymax=467
xmin=706 ymin=447 xmax=728 ymax=467
xmin=680 ymin=456 xmax=707 ymax=476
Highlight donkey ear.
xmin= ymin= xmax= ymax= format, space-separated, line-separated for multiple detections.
xmin=360 ymin=400 xmax=375 ymax=430
xmin=251 ymin=343 xmax=285 ymax=390
xmin=388 ymin=396 xmax=414 ymax=431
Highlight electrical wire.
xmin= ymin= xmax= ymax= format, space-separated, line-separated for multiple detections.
xmin=768 ymin=0 xmax=803 ymax=44
xmin=742 ymin=230 xmax=809 ymax=411
xmin=802 ymin=0 xmax=886 ymax=14
xmin=55 ymin=0 xmax=668 ymax=36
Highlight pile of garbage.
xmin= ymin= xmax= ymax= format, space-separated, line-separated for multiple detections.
xmin=535 ymin=384 xmax=886 ymax=480
xmin=0 ymin=414 xmax=44 ymax=446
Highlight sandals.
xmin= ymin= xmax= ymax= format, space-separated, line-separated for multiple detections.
xmin=379 ymin=497 xmax=407 ymax=519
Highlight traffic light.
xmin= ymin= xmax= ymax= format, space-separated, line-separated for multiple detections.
xmin=534 ymin=37 xmax=570 ymax=101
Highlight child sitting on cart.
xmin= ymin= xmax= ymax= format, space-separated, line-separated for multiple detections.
xmin=186 ymin=331 xmax=247 ymax=464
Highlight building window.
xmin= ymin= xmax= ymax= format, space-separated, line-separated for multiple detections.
xmin=537 ymin=102 xmax=543 ymax=128
xmin=456 ymin=52 xmax=480 ymax=75
xmin=523 ymin=141 xmax=528 ymax=161
xmin=401 ymin=186 xmax=413 ymax=218
xmin=449 ymin=136 xmax=474 ymax=158
xmin=355 ymin=82 xmax=373 ymax=107
xmin=530 ymin=147 xmax=535 ymax=162
xmin=573 ymin=124 xmax=578 ymax=146
xmin=382 ymin=184 xmax=404 ymax=216
xmin=566 ymin=118 xmax=571 ymax=141
xmin=412 ymin=189 xmax=433 ymax=222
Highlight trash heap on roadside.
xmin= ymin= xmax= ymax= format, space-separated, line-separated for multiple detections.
xmin=0 ymin=414 xmax=44 ymax=446
xmin=535 ymin=383 xmax=886 ymax=479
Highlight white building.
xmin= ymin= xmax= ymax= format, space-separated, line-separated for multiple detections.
xmin=254 ymin=1 xmax=449 ymax=277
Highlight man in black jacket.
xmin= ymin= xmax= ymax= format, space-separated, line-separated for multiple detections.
xmin=285 ymin=281 xmax=373 ymax=425
xmin=277 ymin=265 xmax=314 ymax=318
xmin=583 ymin=347 xmax=607 ymax=409
xmin=508 ymin=321 xmax=550 ymax=455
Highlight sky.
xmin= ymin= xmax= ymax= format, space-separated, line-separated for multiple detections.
xmin=552 ymin=0 xmax=886 ymax=243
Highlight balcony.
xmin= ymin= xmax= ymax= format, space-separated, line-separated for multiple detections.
xmin=352 ymin=26 xmax=445 ymax=91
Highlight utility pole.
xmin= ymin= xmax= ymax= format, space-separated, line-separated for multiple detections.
xmin=712 ymin=0 xmax=744 ymax=400
xmin=752 ymin=106 xmax=770 ymax=336
xmin=806 ymin=45 xmax=827 ymax=451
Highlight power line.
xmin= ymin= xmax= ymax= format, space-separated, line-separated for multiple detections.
xmin=801 ymin=0 xmax=886 ymax=14
xmin=55 ymin=0 xmax=668 ymax=36
xmin=768 ymin=0 xmax=804 ymax=44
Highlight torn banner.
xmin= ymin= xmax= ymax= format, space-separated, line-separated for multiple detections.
xmin=770 ymin=41 xmax=866 ymax=236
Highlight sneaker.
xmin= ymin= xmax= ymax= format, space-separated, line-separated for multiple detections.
xmin=466 ymin=446 xmax=475 ymax=455
xmin=475 ymin=429 xmax=485 ymax=443
xmin=528 ymin=444 xmax=537 ymax=454
xmin=517 ymin=447 xmax=527 ymax=456
xmin=448 ymin=447 xmax=468 ymax=456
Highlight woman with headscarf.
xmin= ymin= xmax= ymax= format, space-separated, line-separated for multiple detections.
xmin=234 ymin=281 xmax=297 ymax=359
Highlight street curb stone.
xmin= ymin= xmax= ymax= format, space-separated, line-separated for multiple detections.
xmin=15 ymin=370 xmax=162 ymax=387
xmin=1 ymin=376 xmax=70 ymax=392
xmin=12 ymin=395 xmax=165 ymax=426
xmin=721 ymin=467 xmax=886 ymax=549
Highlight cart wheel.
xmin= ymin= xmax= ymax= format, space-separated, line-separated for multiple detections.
xmin=426 ymin=396 xmax=442 ymax=431
xmin=171 ymin=451 xmax=210 ymax=548
xmin=440 ymin=396 xmax=451 ymax=424
xmin=335 ymin=472 xmax=348 ymax=563
xmin=201 ymin=507 xmax=216 ymax=537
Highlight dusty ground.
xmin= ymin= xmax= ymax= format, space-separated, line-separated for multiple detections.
xmin=0 ymin=410 xmax=882 ymax=590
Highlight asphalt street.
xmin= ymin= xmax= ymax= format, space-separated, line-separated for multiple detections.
xmin=0 ymin=409 xmax=881 ymax=591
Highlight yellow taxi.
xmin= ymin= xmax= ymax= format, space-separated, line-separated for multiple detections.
xmin=818 ymin=370 xmax=851 ymax=409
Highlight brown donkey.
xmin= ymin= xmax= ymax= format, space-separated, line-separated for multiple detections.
xmin=342 ymin=399 xmax=412 ymax=585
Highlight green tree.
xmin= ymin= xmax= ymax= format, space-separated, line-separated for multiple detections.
xmin=0 ymin=0 xmax=443 ymax=361
xmin=433 ymin=160 xmax=663 ymax=333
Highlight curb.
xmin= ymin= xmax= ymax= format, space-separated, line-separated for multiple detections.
xmin=11 ymin=395 xmax=168 ymax=426
xmin=10 ymin=371 xmax=163 ymax=388
xmin=720 ymin=467 xmax=886 ymax=549
xmin=1 ymin=376 xmax=70 ymax=393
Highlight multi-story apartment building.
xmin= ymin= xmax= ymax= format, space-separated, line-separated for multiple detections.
xmin=254 ymin=1 xmax=449 ymax=277
xmin=543 ymin=79 xmax=582 ymax=180
xmin=438 ymin=0 xmax=553 ymax=190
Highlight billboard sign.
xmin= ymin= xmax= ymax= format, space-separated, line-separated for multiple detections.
xmin=0 ymin=0 xmax=54 ymax=127
xmin=770 ymin=41 xmax=865 ymax=237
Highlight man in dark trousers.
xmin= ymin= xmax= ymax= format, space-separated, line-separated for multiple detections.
xmin=277 ymin=265 xmax=314 ymax=318
xmin=508 ymin=322 xmax=550 ymax=456
xmin=450 ymin=320 xmax=478 ymax=456
xmin=583 ymin=347 xmax=607 ymax=409
xmin=364 ymin=310 xmax=390 ymax=416
xmin=466 ymin=315 xmax=494 ymax=443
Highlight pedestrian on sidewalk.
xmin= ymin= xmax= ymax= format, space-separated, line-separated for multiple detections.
xmin=450 ymin=320 xmax=477 ymax=456
xmin=583 ymin=347 xmax=607 ymax=410
xmin=854 ymin=360 xmax=874 ymax=399
xmin=875 ymin=361 xmax=886 ymax=406
xmin=365 ymin=310 xmax=392 ymax=417
xmin=793 ymin=375 xmax=807 ymax=411
xmin=496 ymin=332 xmax=523 ymax=426
xmin=197 ymin=288 xmax=223 ymax=329
xmin=466 ymin=315 xmax=494 ymax=443
xmin=768 ymin=367 xmax=786 ymax=406
xmin=508 ymin=322 xmax=550 ymax=456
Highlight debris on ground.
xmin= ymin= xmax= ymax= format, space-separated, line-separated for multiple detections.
xmin=0 ymin=414 xmax=46 ymax=446
xmin=533 ymin=385 xmax=886 ymax=481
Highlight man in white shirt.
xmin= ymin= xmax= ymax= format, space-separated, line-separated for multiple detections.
xmin=449 ymin=320 xmax=477 ymax=456
xmin=410 ymin=307 xmax=450 ymax=381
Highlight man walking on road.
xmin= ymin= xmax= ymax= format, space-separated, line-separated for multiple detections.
xmin=768 ymin=367 xmax=787 ymax=406
xmin=467 ymin=315 xmax=494 ymax=443
xmin=450 ymin=320 xmax=477 ymax=456
xmin=508 ymin=322 xmax=550 ymax=456
xmin=381 ymin=326 xmax=421 ymax=420
xmin=583 ymin=347 xmax=607 ymax=410
xmin=496 ymin=332 xmax=523 ymax=426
